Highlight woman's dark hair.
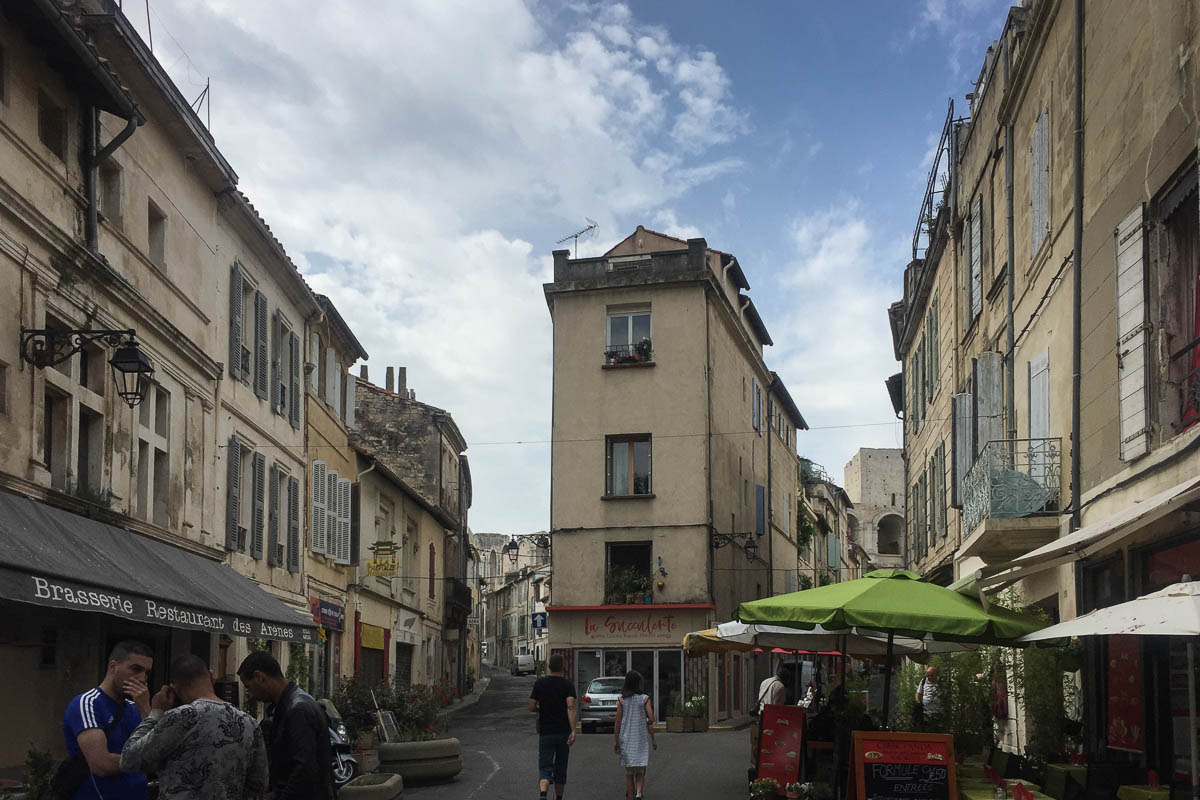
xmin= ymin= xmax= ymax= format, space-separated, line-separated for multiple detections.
xmin=621 ymin=669 xmax=644 ymax=698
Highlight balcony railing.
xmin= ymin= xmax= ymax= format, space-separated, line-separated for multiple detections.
xmin=604 ymin=340 xmax=653 ymax=366
xmin=962 ymin=437 xmax=1062 ymax=538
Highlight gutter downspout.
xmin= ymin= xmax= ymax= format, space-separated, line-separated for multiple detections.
xmin=84 ymin=107 xmax=140 ymax=253
xmin=705 ymin=287 xmax=715 ymax=608
xmin=1071 ymin=0 xmax=1084 ymax=532
xmin=1006 ymin=118 xmax=1017 ymax=442
xmin=766 ymin=384 xmax=773 ymax=597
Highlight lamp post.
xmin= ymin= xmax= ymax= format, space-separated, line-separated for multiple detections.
xmin=505 ymin=534 xmax=552 ymax=565
xmin=710 ymin=530 xmax=758 ymax=563
xmin=21 ymin=327 xmax=154 ymax=407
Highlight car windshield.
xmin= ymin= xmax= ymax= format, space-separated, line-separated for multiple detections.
xmin=588 ymin=678 xmax=625 ymax=694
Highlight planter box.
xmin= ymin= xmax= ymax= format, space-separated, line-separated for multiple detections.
xmin=355 ymin=749 xmax=380 ymax=773
xmin=378 ymin=738 xmax=463 ymax=784
xmin=666 ymin=716 xmax=684 ymax=733
xmin=339 ymin=773 xmax=403 ymax=800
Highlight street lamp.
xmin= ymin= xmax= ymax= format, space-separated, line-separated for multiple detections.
xmin=711 ymin=530 xmax=758 ymax=563
xmin=505 ymin=534 xmax=551 ymax=565
xmin=20 ymin=327 xmax=154 ymax=407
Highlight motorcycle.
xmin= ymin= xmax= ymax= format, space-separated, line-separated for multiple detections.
xmin=319 ymin=699 xmax=359 ymax=791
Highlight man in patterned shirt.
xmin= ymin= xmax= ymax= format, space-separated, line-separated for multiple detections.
xmin=120 ymin=655 xmax=268 ymax=800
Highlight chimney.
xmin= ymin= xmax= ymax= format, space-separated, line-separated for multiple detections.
xmin=385 ymin=367 xmax=395 ymax=393
xmin=359 ymin=365 xmax=368 ymax=380
xmin=397 ymin=367 xmax=407 ymax=398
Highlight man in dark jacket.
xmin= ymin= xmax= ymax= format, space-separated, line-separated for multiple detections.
xmin=238 ymin=651 xmax=334 ymax=800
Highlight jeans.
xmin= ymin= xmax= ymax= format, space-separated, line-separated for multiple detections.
xmin=538 ymin=733 xmax=571 ymax=783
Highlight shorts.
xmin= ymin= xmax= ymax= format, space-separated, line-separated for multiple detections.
xmin=538 ymin=732 xmax=571 ymax=783
xmin=624 ymin=766 xmax=647 ymax=776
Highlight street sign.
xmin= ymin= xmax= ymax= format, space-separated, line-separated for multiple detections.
xmin=531 ymin=611 xmax=548 ymax=629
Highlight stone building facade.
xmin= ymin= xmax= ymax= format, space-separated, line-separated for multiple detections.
xmin=843 ymin=448 xmax=905 ymax=570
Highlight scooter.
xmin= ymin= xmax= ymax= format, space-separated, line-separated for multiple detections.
xmin=319 ymin=699 xmax=359 ymax=791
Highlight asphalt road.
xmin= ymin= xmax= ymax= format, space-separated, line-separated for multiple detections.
xmin=405 ymin=669 xmax=750 ymax=800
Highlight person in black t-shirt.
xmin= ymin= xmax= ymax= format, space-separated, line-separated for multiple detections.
xmin=528 ymin=653 xmax=577 ymax=800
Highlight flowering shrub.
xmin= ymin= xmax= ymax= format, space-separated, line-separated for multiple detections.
xmin=750 ymin=777 xmax=780 ymax=798
xmin=333 ymin=676 xmax=460 ymax=742
xmin=682 ymin=695 xmax=708 ymax=718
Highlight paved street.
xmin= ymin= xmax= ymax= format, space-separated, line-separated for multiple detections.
xmin=406 ymin=669 xmax=749 ymax=800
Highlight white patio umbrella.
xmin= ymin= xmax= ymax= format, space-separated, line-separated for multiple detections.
xmin=1020 ymin=580 xmax=1200 ymax=800
xmin=712 ymin=621 xmax=971 ymax=656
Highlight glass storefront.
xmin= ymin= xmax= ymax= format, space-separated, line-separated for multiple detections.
xmin=574 ymin=647 xmax=684 ymax=715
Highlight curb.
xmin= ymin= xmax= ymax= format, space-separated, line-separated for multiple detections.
xmin=442 ymin=677 xmax=491 ymax=716
xmin=709 ymin=715 xmax=755 ymax=731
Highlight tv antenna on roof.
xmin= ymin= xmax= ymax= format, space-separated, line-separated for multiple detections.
xmin=556 ymin=218 xmax=599 ymax=258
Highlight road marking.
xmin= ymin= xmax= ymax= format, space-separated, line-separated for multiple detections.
xmin=463 ymin=749 xmax=501 ymax=800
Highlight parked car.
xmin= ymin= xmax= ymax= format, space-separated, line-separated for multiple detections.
xmin=579 ymin=676 xmax=625 ymax=733
xmin=511 ymin=653 xmax=536 ymax=676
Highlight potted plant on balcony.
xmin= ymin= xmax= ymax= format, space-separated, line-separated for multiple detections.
xmin=634 ymin=337 xmax=652 ymax=362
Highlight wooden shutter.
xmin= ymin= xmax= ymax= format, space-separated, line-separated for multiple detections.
xmin=350 ymin=483 xmax=360 ymax=566
xmin=267 ymin=463 xmax=280 ymax=566
xmin=1116 ymin=204 xmax=1150 ymax=460
xmin=229 ymin=264 xmax=243 ymax=380
xmin=970 ymin=198 xmax=983 ymax=319
xmin=1032 ymin=109 xmax=1050 ymax=256
xmin=344 ymin=371 xmax=355 ymax=428
xmin=311 ymin=460 xmax=327 ymax=554
xmin=326 ymin=470 xmax=338 ymax=560
xmin=288 ymin=332 xmax=301 ymax=429
xmin=951 ymin=392 xmax=974 ymax=507
xmin=937 ymin=443 xmax=948 ymax=538
xmin=309 ymin=333 xmax=321 ymax=396
xmin=287 ymin=475 xmax=301 ymax=573
xmin=974 ymin=352 xmax=1004 ymax=455
xmin=325 ymin=348 xmax=339 ymax=412
xmin=251 ymin=451 xmax=266 ymax=559
xmin=253 ymin=291 xmax=268 ymax=399
xmin=336 ymin=477 xmax=351 ymax=564
xmin=271 ymin=311 xmax=282 ymax=415
xmin=224 ymin=437 xmax=241 ymax=550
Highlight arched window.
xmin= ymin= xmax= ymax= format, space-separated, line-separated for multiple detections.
xmin=877 ymin=515 xmax=904 ymax=555
xmin=429 ymin=543 xmax=436 ymax=598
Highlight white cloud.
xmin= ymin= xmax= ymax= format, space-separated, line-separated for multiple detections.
xmin=772 ymin=201 xmax=908 ymax=479
xmin=133 ymin=0 xmax=747 ymax=533
xmin=807 ymin=141 xmax=824 ymax=159
xmin=898 ymin=0 xmax=1009 ymax=82
xmin=651 ymin=209 xmax=703 ymax=240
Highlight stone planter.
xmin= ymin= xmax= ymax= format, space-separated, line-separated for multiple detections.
xmin=338 ymin=773 xmax=403 ymax=800
xmin=666 ymin=716 xmax=684 ymax=733
xmin=378 ymin=738 xmax=463 ymax=784
xmin=355 ymin=749 xmax=380 ymax=774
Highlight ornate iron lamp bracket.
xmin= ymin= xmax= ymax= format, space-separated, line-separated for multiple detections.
xmin=20 ymin=327 xmax=136 ymax=369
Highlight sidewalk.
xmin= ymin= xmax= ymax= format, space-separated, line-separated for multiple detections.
xmin=709 ymin=714 xmax=755 ymax=731
xmin=442 ymin=675 xmax=491 ymax=715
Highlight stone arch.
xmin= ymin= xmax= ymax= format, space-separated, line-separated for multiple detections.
xmin=876 ymin=513 xmax=904 ymax=555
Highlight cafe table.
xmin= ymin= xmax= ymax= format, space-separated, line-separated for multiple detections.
xmin=961 ymin=786 xmax=1052 ymax=800
xmin=1044 ymin=765 xmax=1087 ymax=786
xmin=1116 ymin=787 xmax=1170 ymax=800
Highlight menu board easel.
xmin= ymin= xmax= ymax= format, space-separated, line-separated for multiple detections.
xmin=847 ymin=731 xmax=957 ymax=800
xmin=757 ymin=704 xmax=805 ymax=793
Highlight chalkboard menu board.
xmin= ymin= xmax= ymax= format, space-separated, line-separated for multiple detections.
xmin=757 ymin=704 xmax=805 ymax=792
xmin=848 ymin=731 xmax=957 ymax=800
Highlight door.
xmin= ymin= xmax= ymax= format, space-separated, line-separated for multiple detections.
xmin=1028 ymin=350 xmax=1051 ymax=490
xmin=631 ymin=649 xmax=655 ymax=706
xmin=657 ymin=650 xmax=683 ymax=718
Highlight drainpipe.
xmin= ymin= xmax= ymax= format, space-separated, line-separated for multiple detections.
xmin=1070 ymin=0 xmax=1084 ymax=532
xmin=84 ymin=109 xmax=140 ymax=252
xmin=766 ymin=382 xmax=774 ymax=597
xmin=705 ymin=289 xmax=715 ymax=605
xmin=1005 ymin=119 xmax=1017 ymax=442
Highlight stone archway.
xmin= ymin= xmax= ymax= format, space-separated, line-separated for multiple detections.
xmin=876 ymin=514 xmax=904 ymax=555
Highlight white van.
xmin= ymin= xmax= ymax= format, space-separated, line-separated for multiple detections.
xmin=511 ymin=653 xmax=536 ymax=676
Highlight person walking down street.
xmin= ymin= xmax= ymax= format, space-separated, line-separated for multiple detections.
xmin=60 ymin=640 xmax=153 ymax=800
xmin=120 ymin=655 xmax=268 ymax=800
xmin=755 ymin=662 xmax=788 ymax=715
xmin=237 ymin=651 xmax=333 ymax=800
xmin=613 ymin=670 xmax=656 ymax=800
xmin=914 ymin=665 xmax=943 ymax=730
xmin=529 ymin=653 xmax=577 ymax=800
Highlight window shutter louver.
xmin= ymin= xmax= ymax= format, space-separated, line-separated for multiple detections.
xmin=311 ymin=460 xmax=327 ymax=554
xmin=289 ymin=332 xmax=301 ymax=429
xmin=309 ymin=333 xmax=321 ymax=396
xmin=974 ymin=352 xmax=1004 ymax=455
xmin=287 ymin=475 xmax=300 ymax=573
xmin=970 ymin=198 xmax=983 ymax=320
xmin=254 ymin=291 xmax=269 ymax=399
xmin=225 ymin=437 xmax=241 ymax=550
xmin=326 ymin=471 xmax=338 ymax=559
xmin=229 ymin=265 xmax=243 ymax=380
xmin=1032 ymin=109 xmax=1050 ymax=256
xmin=267 ymin=464 xmax=280 ymax=565
xmin=337 ymin=477 xmax=351 ymax=564
xmin=951 ymin=392 xmax=974 ymax=507
xmin=344 ymin=372 xmax=355 ymax=428
xmin=271 ymin=311 xmax=282 ymax=415
xmin=1115 ymin=204 xmax=1150 ymax=460
xmin=325 ymin=348 xmax=339 ymax=412
xmin=251 ymin=452 xmax=266 ymax=559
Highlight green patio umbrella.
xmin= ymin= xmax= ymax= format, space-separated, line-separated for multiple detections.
xmin=737 ymin=569 xmax=1047 ymax=727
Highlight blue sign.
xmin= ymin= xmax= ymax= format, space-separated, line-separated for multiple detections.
xmin=531 ymin=612 xmax=548 ymax=630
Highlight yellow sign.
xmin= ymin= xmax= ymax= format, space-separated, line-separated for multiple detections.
xmin=367 ymin=556 xmax=399 ymax=577
xmin=360 ymin=623 xmax=385 ymax=650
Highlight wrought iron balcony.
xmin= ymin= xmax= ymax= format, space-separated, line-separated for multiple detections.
xmin=962 ymin=437 xmax=1062 ymax=539
xmin=604 ymin=339 xmax=653 ymax=366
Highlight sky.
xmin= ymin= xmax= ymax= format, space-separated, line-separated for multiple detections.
xmin=128 ymin=0 xmax=1011 ymax=534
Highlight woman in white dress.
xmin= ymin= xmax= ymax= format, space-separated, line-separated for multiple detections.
xmin=613 ymin=669 xmax=656 ymax=800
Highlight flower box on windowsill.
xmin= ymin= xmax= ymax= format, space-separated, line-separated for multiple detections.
xmin=601 ymin=493 xmax=656 ymax=501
